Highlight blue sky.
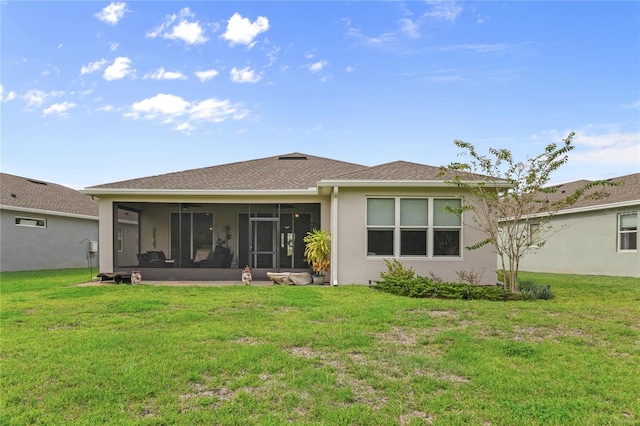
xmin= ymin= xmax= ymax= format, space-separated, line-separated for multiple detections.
xmin=1 ymin=1 xmax=638 ymax=190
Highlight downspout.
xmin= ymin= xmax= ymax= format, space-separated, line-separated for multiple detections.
xmin=331 ymin=186 xmax=338 ymax=286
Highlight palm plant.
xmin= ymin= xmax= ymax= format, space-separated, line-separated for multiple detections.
xmin=303 ymin=229 xmax=331 ymax=275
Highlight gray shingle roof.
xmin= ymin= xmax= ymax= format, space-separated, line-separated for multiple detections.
xmin=326 ymin=160 xmax=465 ymax=181
xmin=1 ymin=173 xmax=98 ymax=217
xmin=87 ymin=153 xmax=369 ymax=191
xmin=547 ymin=173 xmax=640 ymax=210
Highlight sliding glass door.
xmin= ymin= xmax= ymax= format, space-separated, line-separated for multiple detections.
xmin=170 ymin=212 xmax=214 ymax=266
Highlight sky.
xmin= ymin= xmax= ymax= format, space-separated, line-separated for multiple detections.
xmin=1 ymin=1 xmax=638 ymax=190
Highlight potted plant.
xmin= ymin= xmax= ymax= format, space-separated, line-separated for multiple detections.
xmin=303 ymin=229 xmax=331 ymax=285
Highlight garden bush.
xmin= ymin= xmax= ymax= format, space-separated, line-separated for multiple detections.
xmin=518 ymin=280 xmax=554 ymax=300
xmin=373 ymin=277 xmax=509 ymax=301
xmin=374 ymin=260 xmax=512 ymax=301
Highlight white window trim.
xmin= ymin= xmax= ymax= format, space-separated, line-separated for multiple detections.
xmin=366 ymin=197 xmax=463 ymax=259
xmin=15 ymin=216 xmax=47 ymax=228
xmin=617 ymin=212 xmax=637 ymax=252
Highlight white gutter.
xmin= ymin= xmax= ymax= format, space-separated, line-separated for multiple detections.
xmin=317 ymin=179 xmax=512 ymax=189
xmin=80 ymin=188 xmax=320 ymax=196
xmin=500 ymin=199 xmax=640 ymax=222
xmin=331 ymin=186 xmax=339 ymax=286
xmin=0 ymin=205 xmax=98 ymax=221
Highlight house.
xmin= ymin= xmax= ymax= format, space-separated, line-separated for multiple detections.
xmin=0 ymin=173 xmax=99 ymax=272
xmin=519 ymin=173 xmax=639 ymax=277
xmin=81 ymin=153 xmax=507 ymax=284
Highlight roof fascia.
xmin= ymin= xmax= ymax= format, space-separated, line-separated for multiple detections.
xmin=317 ymin=179 xmax=512 ymax=189
xmin=499 ymin=199 xmax=640 ymax=222
xmin=0 ymin=205 xmax=98 ymax=220
xmin=80 ymin=188 xmax=320 ymax=197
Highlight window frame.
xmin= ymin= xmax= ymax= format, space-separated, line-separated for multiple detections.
xmin=528 ymin=222 xmax=541 ymax=247
xmin=15 ymin=216 xmax=47 ymax=228
xmin=617 ymin=212 xmax=637 ymax=252
xmin=117 ymin=226 xmax=124 ymax=252
xmin=366 ymin=197 xmax=463 ymax=258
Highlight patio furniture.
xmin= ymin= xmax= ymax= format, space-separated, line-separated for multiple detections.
xmin=137 ymin=251 xmax=172 ymax=268
xmin=266 ymin=272 xmax=313 ymax=285
xmin=97 ymin=272 xmax=132 ymax=284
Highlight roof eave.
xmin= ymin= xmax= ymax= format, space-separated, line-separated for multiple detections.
xmin=0 ymin=204 xmax=98 ymax=220
xmin=317 ymin=179 xmax=512 ymax=188
xmin=499 ymin=199 xmax=640 ymax=222
xmin=80 ymin=188 xmax=320 ymax=197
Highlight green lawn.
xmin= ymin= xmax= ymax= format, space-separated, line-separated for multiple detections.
xmin=1 ymin=269 xmax=639 ymax=425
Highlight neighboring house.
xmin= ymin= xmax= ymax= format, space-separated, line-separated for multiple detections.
xmin=81 ymin=153 xmax=508 ymax=284
xmin=0 ymin=173 xmax=99 ymax=272
xmin=519 ymin=173 xmax=639 ymax=277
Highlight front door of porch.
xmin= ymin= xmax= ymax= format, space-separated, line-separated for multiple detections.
xmin=249 ymin=217 xmax=278 ymax=268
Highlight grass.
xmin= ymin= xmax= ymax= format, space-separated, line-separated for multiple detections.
xmin=1 ymin=269 xmax=639 ymax=425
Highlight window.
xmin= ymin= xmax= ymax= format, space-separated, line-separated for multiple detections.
xmin=433 ymin=199 xmax=462 ymax=256
xmin=170 ymin=212 xmax=214 ymax=261
xmin=529 ymin=223 xmax=540 ymax=247
xmin=366 ymin=198 xmax=394 ymax=256
xmin=15 ymin=216 xmax=46 ymax=228
xmin=618 ymin=213 xmax=637 ymax=251
xmin=117 ymin=226 xmax=124 ymax=252
xmin=366 ymin=197 xmax=462 ymax=257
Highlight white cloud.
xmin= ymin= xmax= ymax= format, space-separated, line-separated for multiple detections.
xmin=222 ymin=13 xmax=269 ymax=46
xmin=103 ymin=57 xmax=135 ymax=81
xmin=126 ymin=93 xmax=189 ymax=120
xmin=425 ymin=1 xmax=462 ymax=22
xmin=0 ymin=85 xmax=17 ymax=102
xmin=146 ymin=8 xmax=208 ymax=45
xmin=174 ymin=122 xmax=195 ymax=133
xmin=97 ymin=105 xmax=115 ymax=112
xmin=109 ymin=42 xmax=119 ymax=52
xmin=94 ymin=2 xmax=129 ymax=25
xmin=346 ymin=26 xmax=396 ymax=47
xmin=43 ymin=101 xmax=76 ymax=117
xmin=230 ymin=67 xmax=262 ymax=83
xmin=23 ymin=89 xmax=57 ymax=108
xmin=125 ymin=93 xmax=248 ymax=130
xmin=534 ymin=128 xmax=640 ymax=171
xmin=437 ymin=43 xmax=509 ymax=54
xmin=81 ymin=59 xmax=108 ymax=75
xmin=308 ymin=60 xmax=329 ymax=73
xmin=570 ymin=130 xmax=640 ymax=166
xmin=346 ymin=66 xmax=355 ymax=73
xmin=189 ymin=98 xmax=243 ymax=122
xmin=399 ymin=18 xmax=421 ymax=39
xmin=194 ymin=69 xmax=219 ymax=82
xmin=143 ymin=67 xmax=187 ymax=80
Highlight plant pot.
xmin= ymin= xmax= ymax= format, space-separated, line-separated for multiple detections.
xmin=312 ymin=275 xmax=325 ymax=285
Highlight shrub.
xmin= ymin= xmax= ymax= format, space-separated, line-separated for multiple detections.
xmin=380 ymin=259 xmax=415 ymax=280
xmin=518 ymin=281 xmax=554 ymax=300
xmin=373 ymin=276 xmax=509 ymax=301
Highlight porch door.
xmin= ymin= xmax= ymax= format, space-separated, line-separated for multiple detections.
xmin=250 ymin=217 xmax=279 ymax=268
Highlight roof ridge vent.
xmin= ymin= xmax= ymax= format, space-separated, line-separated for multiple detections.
xmin=27 ymin=179 xmax=47 ymax=185
xmin=278 ymin=155 xmax=308 ymax=160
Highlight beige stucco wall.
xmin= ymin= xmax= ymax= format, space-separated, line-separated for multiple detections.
xmin=334 ymin=187 xmax=496 ymax=285
xmin=519 ymin=205 xmax=639 ymax=277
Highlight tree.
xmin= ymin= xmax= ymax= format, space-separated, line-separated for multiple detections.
xmin=440 ymin=132 xmax=616 ymax=292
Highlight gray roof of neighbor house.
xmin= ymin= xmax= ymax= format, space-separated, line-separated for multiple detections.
xmin=546 ymin=173 xmax=640 ymax=211
xmin=85 ymin=153 xmax=369 ymax=191
xmin=84 ymin=153 xmax=504 ymax=194
xmin=1 ymin=173 xmax=98 ymax=218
